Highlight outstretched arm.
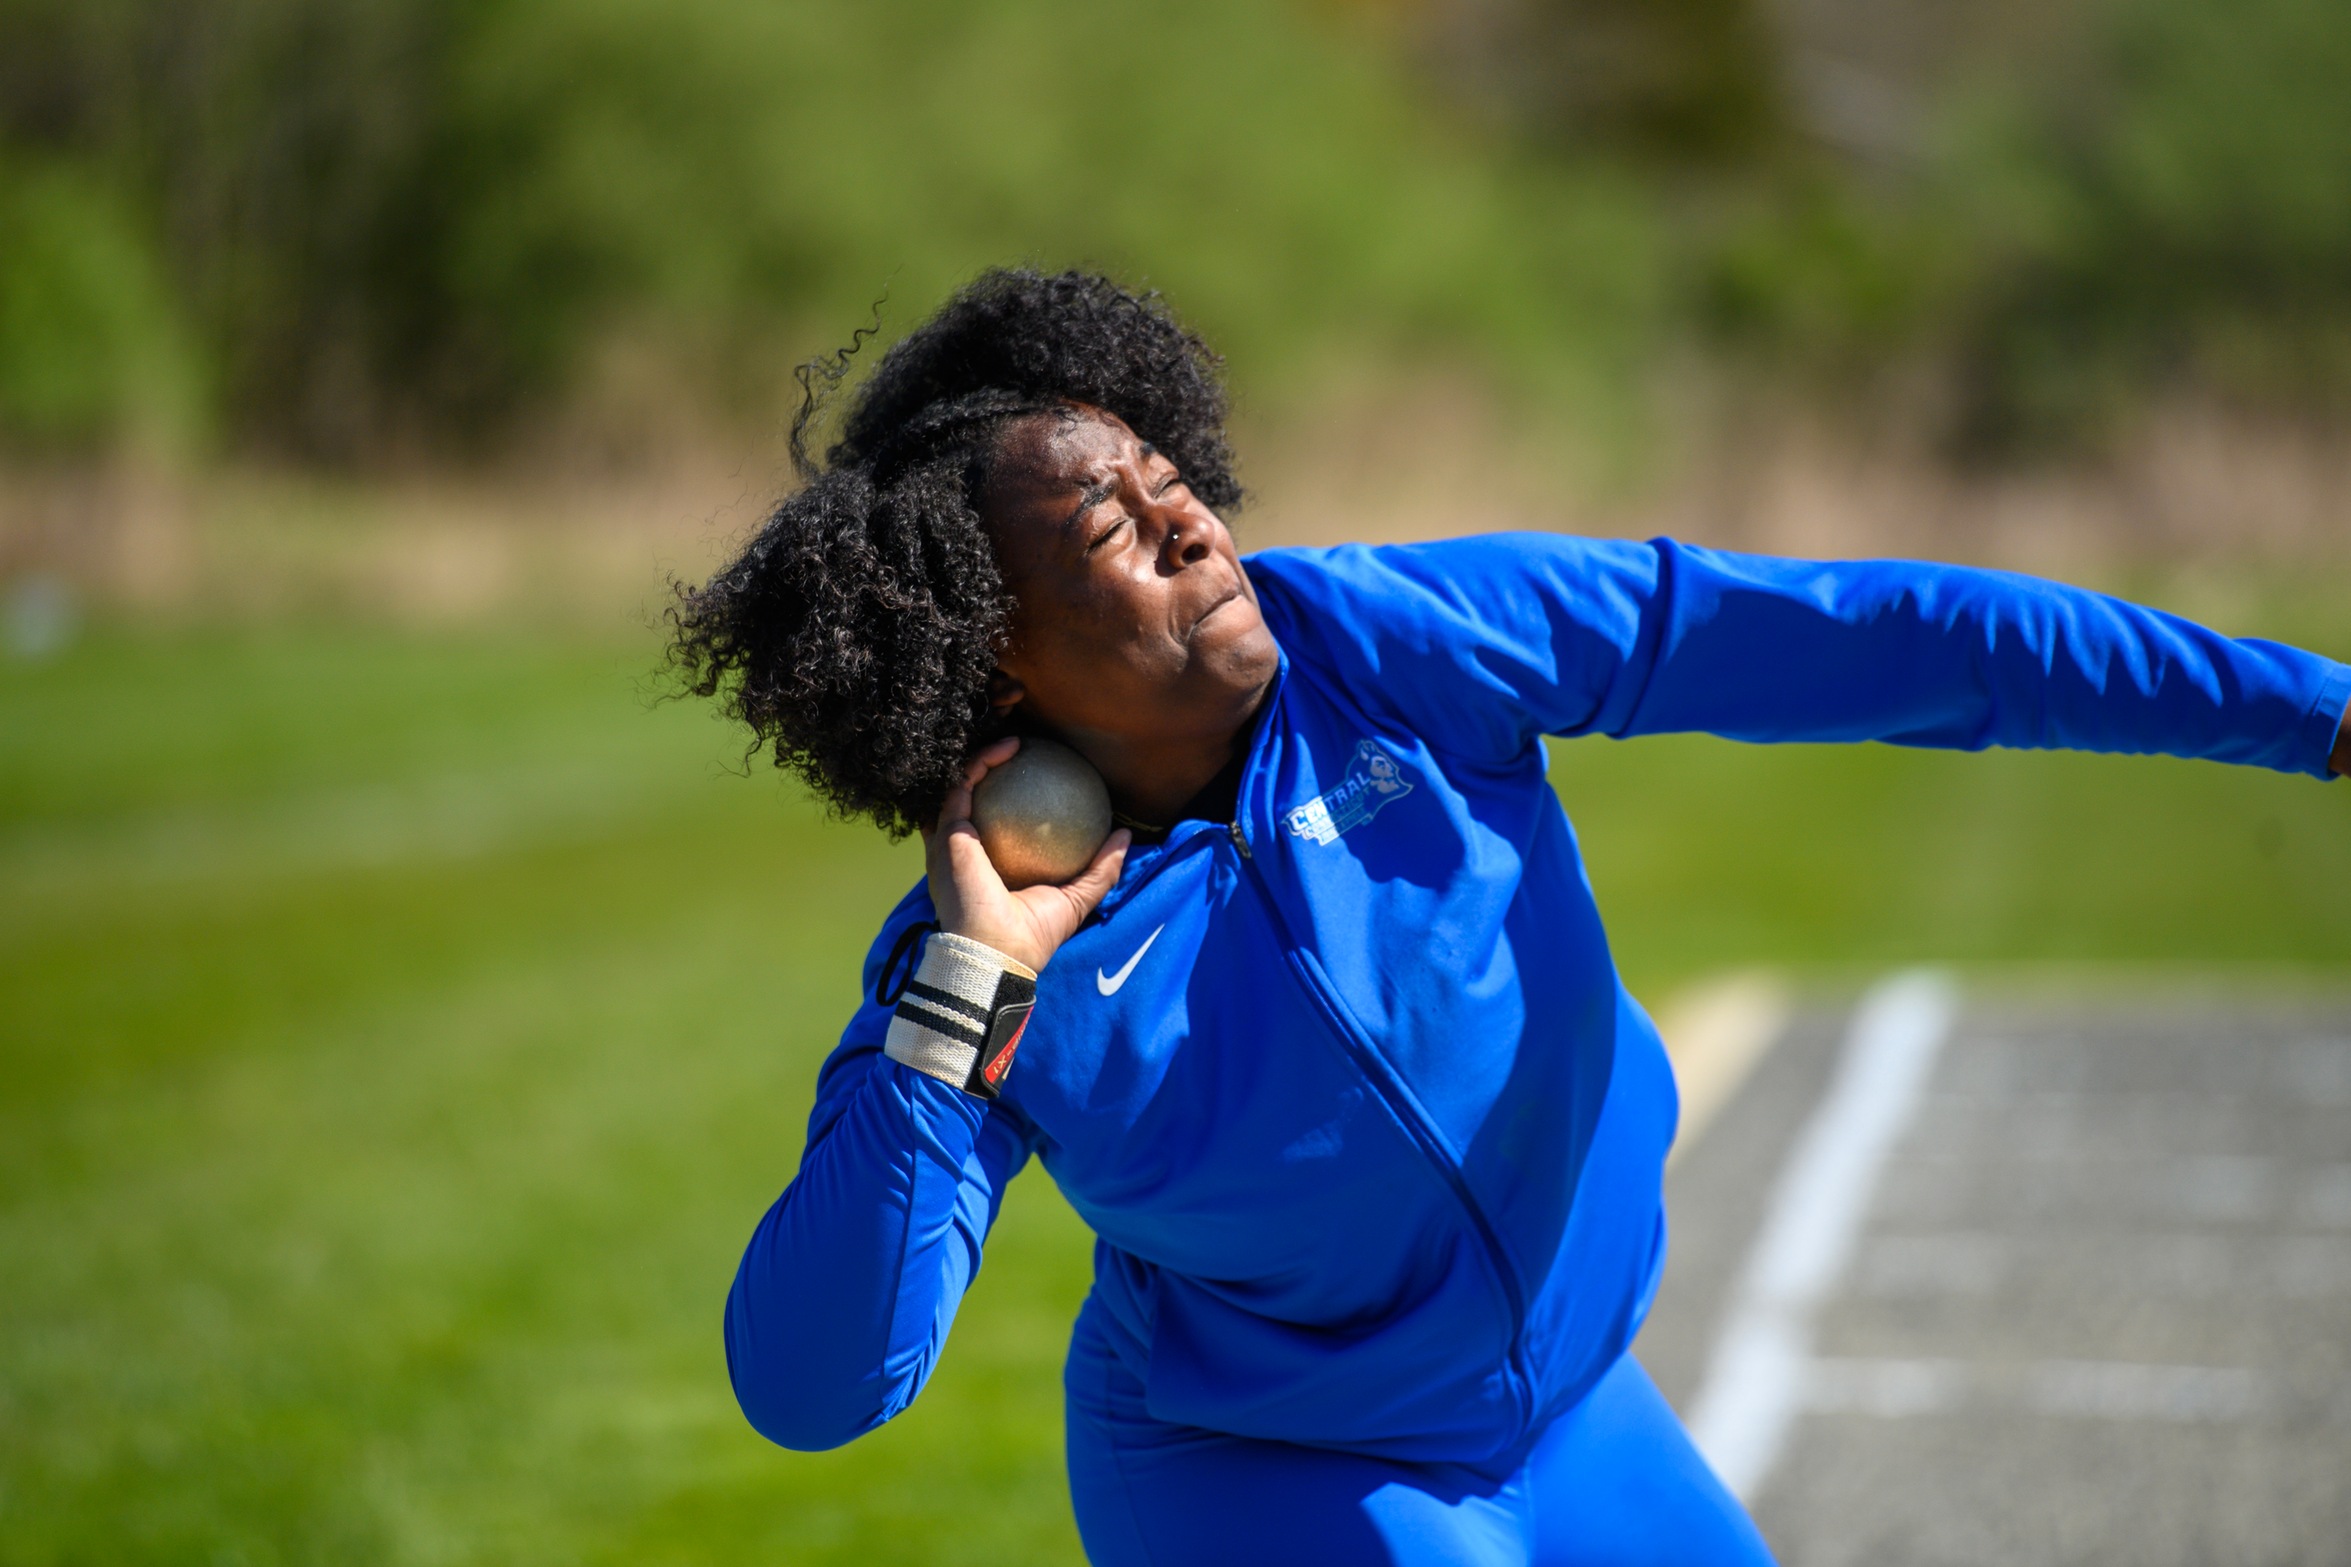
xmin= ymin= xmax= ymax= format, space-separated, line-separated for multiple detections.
xmin=1610 ymin=543 xmax=2351 ymax=779
xmin=1251 ymin=536 xmax=2351 ymax=781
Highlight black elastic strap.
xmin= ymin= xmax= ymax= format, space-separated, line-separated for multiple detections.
xmin=875 ymin=920 xmax=940 ymax=1007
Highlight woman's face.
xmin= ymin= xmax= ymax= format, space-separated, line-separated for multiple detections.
xmin=981 ymin=405 xmax=1278 ymax=751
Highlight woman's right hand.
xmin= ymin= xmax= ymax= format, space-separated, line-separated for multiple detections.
xmin=922 ymin=738 xmax=1130 ymax=974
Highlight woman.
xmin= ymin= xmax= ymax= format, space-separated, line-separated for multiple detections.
xmin=673 ymin=270 xmax=2351 ymax=1566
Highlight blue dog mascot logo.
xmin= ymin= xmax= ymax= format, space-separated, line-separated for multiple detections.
xmin=1285 ymin=740 xmax=1414 ymax=846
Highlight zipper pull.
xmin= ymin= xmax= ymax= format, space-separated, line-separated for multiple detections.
xmin=1228 ymin=819 xmax=1252 ymax=859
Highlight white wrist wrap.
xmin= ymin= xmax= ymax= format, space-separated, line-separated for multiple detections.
xmin=883 ymin=933 xmax=1039 ymax=1099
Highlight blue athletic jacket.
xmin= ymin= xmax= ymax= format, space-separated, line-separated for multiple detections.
xmin=726 ymin=535 xmax=2350 ymax=1462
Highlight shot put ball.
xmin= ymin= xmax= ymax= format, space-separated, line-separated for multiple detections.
xmin=970 ymin=739 xmax=1112 ymax=889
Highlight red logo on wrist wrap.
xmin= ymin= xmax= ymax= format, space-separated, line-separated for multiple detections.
xmin=981 ymin=1007 xmax=1030 ymax=1089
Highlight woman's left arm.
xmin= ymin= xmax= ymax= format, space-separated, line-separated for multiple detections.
xmin=1614 ymin=542 xmax=2351 ymax=781
xmin=1248 ymin=534 xmax=2349 ymax=779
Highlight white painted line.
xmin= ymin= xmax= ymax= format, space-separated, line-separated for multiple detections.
xmin=1686 ymin=969 xmax=1960 ymax=1501
xmin=2026 ymin=1360 xmax=2266 ymax=1423
xmin=1804 ymin=1356 xmax=1968 ymax=1418
xmin=1801 ymin=1357 xmax=2280 ymax=1426
xmin=1656 ymin=970 xmax=1793 ymax=1170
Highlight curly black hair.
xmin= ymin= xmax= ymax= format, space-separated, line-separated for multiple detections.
xmin=668 ymin=268 xmax=1244 ymax=837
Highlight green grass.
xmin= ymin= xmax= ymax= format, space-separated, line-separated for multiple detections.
xmin=0 ymin=627 xmax=1091 ymax=1565
xmin=1559 ymin=733 xmax=2351 ymax=990
xmin=1 ymin=603 xmax=2345 ymax=1563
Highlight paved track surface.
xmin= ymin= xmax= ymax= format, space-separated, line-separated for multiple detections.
xmin=1636 ymin=992 xmax=2351 ymax=1567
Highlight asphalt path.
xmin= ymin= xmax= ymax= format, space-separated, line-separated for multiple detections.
xmin=1636 ymin=985 xmax=2351 ymax=1566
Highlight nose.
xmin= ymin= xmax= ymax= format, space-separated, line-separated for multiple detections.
xmin=1157 ymin=495 xmax=1213 ymax=569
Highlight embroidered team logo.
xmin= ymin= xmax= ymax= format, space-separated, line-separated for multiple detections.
xmin=1285 ymin=740 xmax=1415 ymax=846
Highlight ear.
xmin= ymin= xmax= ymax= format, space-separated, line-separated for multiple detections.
xmin=987 ymin=668 xmax=1027 ymax=716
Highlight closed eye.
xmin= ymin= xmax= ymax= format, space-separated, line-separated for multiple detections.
xmin=1138 ymin=441 xmax=1181 ymax=497
xmin=1084 ymin=515 xmax=1128 ymax=553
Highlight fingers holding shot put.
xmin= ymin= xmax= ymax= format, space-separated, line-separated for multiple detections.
xmin=924 ymin=737 xmax=1128 ymax=973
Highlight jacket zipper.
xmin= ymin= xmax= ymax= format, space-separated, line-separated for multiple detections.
xmin=1224 ymin=821 xmax=1531 ymax=1353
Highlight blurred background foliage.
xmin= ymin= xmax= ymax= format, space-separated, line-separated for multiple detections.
xmin=3 ymin=4 xmax=2348 ymax=1563
xmin=2 ymin=0 xmax=2347 ymax=466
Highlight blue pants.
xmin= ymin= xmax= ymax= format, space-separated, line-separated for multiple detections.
xmin=1065 ymin=1311 xmax=1775 ymax=1567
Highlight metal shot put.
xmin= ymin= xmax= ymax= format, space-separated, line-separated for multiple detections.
xmin=970 ymin=739 xmax=1111 ymax=889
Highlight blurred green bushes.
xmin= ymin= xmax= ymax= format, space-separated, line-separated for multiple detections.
xmin=0 ymin=154 xmax=202 ymax=451
xmin=0 ymin=0 xmax=1666 ymax=461
xmin=1698 ymin=0 xmax=2351 ymax=452
xmin=0 ymin=0 xmax=2347 ymax=462
xmin=1945 ymin=0 xmax=2351 ymax=451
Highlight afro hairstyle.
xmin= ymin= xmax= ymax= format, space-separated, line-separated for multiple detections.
xmin=667 ymin=268 xmax=1243 ymax=836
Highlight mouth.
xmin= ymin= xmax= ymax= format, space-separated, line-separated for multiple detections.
xmin=1184 ymin=585 xmax=1241 ymax=644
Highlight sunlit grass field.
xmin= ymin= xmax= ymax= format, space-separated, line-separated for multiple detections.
xmin=3 ymin=589 xmax=2346 ymax=1564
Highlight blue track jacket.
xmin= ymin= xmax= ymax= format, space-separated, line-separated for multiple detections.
xmin=726 ymin=535 xmax=2350 ymax=1463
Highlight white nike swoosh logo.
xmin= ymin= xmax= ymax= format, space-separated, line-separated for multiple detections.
xmin=1096 ymin=924 xmax=1166 ymax=996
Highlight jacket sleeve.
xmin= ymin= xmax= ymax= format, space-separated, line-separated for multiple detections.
xmin=1249 ymin=533 xmax=2351 ymax=779
xmin=724 ymin=893 xmax=1036 ymax=1451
